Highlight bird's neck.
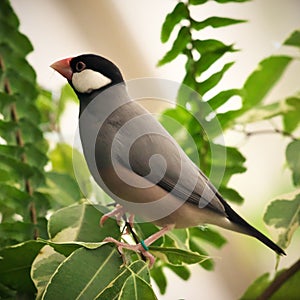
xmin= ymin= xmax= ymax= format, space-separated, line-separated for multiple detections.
xmin=78 ymin=83 xmax=130 ymax=118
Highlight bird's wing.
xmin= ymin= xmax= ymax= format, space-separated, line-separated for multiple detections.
xmin=112 ymin=102 xmax=226 ymax=217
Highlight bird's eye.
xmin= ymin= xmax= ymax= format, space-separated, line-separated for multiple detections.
xmin=75 ymin=61 xmax=86 ymax=72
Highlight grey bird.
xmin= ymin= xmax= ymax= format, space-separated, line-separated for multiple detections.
xmin=51 ymin=54 xmax=285 ymax=265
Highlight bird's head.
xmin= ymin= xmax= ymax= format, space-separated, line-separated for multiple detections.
xmin=51 ymin=54 xmax=125 ymax=97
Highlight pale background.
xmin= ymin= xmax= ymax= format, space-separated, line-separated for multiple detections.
xmin=11 ymin=1 xmax=300 ymax=299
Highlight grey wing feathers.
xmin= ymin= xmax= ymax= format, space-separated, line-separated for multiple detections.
xmin=114 ymin=101 xmax=226 ymax=217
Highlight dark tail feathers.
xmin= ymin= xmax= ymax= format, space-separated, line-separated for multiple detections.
xmin=222 ymin=198 xmax=286 ymax=256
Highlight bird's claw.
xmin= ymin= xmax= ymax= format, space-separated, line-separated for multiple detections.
xmin=104 ymin=237 xmax=155 ymax=267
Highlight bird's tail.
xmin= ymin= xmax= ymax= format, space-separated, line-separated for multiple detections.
xmin=220 ymin=197 xmax=286 ymax=256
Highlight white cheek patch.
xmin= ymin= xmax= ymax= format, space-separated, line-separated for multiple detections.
xmin=72 ymin=69 xmax=112 ymax=93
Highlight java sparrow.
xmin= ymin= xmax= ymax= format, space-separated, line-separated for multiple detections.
xmin=51 ymin=54 xmax=285 ymax=265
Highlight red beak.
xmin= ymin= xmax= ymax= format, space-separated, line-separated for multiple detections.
xmin=50 ymin=57 xmax=73 ymax=81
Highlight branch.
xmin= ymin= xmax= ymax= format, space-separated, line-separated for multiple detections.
xmin=257 ymin=258 xmax=300 ymax=300
xmin=1 ymin=57 xmax=39 ymax=239
xmin=244 ymin=128 xmax=298 ymax=141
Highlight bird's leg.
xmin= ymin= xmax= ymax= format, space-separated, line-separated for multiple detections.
xmin=100 ymin=204 xmax=129 ymax=226
xmin=104 ymin=224 xmax=175 ymax=267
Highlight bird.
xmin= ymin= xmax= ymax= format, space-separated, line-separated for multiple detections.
xmin=51 ymin=54 xmax=285 ymax=266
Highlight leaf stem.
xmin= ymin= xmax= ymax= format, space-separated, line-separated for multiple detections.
xmin=257 ymin=258 xmax=300 ymax=300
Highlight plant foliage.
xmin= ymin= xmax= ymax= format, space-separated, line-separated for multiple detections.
xmin=0 ymin=0 xmax=299 ymax=299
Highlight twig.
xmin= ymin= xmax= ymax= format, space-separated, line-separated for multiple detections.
xmin=243 ymin=128 xmax=298 ymax=141
xmin=257 ymin=258 xmax=300 ymax=300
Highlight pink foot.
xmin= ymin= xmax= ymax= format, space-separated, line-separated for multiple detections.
xmin=100 ymin=205 xmax=135 ymax=228
xmin=104 ymin=224 xmax=174 ymax=268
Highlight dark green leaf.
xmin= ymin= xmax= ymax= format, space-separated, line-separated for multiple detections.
xmin=0 ymin=44 xmax=36 ymax=83
xmin=242 ymin=56 xmax=292 ymax=109
xmin=0 ymin=154 xmax=45 ymax=187
xmin=119 ymin=272 xmax=158 ymax=300
xmin=166 ymin=264 xmax=191 ymax=280
xmin=161 ymin=2 xmax=189 ymax=43
xmin=5 ymin=68 xmax=38 ymax=100
xmin=97 ymin=260 xmax=151 ymax=300
xmin=191 ymin=16 xmax=246 ymax=30
xmin=158 ymin=26 xmax=191 ymax=66
xmin=219 ymin=186 xmax=244 ymax=203
xmin=196 ymin=62 xmax=234 ymax=96
xmin=284 ymin=30 xmax=300 ymax=49
xmin=286 ymin=140 xmax=300 ymax=186
xmin=189 ymin=0 xmax=208 ymax=5
xmin=0 ymin=240 xmax=45 ymax=294
xmin=0 ymin=222 xmax=37 ymax=246
xmin=42 ymin=245 xmax=124 ymax=300
xmin=0 ymin=21 xmax=33 ymax=56
xmin=150 ymin=266 xmax=167 ymax=295
xmin=0 ymin=0 xmax=19 ymax=27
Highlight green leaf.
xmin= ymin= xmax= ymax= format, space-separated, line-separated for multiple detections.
xmin=286 ymin=140 xmax=300 ymax=186
xmin=119 ymin=273 xmax=158 ymax=300
xmin=242 ymin=56 xmax=292 ymax=109
xmin=196 ymin=62 xmax=234 ymax=96
xmin=192 ymin=39 xmax=237 ymax=74
xmin=149 ymin=246 xmax=206 ymax=265
xmin=241 ymin=272 xmax=270 ymax=300
xmin=0 ymin=44 xmax=36 ymax=83
xmin=41 ymin=172 xmax=81 ymax=207
xmin=56 ymin=84 xmax=77 ymax=122
xmin=150 ymin=266 xmax=167 ymax=294
xmin=5 ymin=68 xmax=38 ymax=100
xmin=189 ymin=0 xmax=208 ymax=5
xmin=189 ymin=227 xmax=227 ymax=249
xmin=219 ymin=186 xmax=244 ymax=203
xmin=188 ymin=239 xmax=214 ymax=270
xmin=284 ymin=30 xmax=300 ymax=49
xmin=0 ymin=240 xmax=45 ymax=294
xmin=166 ymin=264 xmax=191 ymax=281
xmin=158 ymin=26 xmax=191 ymax=66
xmin=161 ymin=2 xmax=189 ymax=43
xmin=0 ymin=21 xmax=33 ymax=56
xmin=264 ymin=192 xmax=300 ymax=248
xmin=236 ymin=101 xmax=286 ymax=124
xmin=189 ymin=0 xmax=250 ymax=4
xmin=283 ymin=96 xmax=300 ymax=133
xmin=0 ymin=154 xmax=45 ymax=188
xmin=207 ymin=89 xmax=243 ymax=110
xmin=0 ymin=222 xmax=38 ymax=245
xmin=42 ymin=245 xmax=124 ymax=300
xmin=31 ymin=245 xmax=66 ymax=300
xmin=0 ymin=0 xmax=19 ymax=27
xmin=241 ymin=268 xmax=300 ymax=300
xmin=215 ymin=0 xmax=251 ymax=3
xmin=49 ymin=143 xmax=92 ymax=197
xmin=191 ymin=16 xmax=246 ymax=30
xmin=48 ymin=203 xmax=121 ymax=242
